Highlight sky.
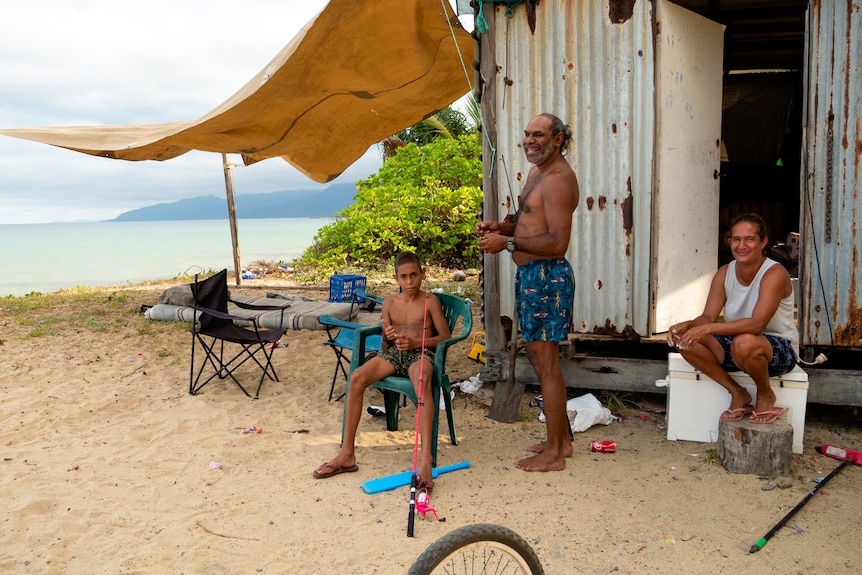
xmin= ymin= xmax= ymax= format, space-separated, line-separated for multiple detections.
xmin=0 ymin=1 xmax=471 ymax=225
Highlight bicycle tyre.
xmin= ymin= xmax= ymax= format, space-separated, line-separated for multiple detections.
xmin=407 ymin=523 xmax=545 ymax=575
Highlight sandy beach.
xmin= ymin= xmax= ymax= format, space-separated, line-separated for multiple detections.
xmin=1 ymin=275 xmax=860 ymax=574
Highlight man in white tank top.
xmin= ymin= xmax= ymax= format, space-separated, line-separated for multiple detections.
xmin=667 ymin=214 xmax=798 ymax=425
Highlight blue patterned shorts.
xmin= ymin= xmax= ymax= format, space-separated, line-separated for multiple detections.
xmin=713 ymin=334 xmax=797 ymax=376
xmin=515 ymin=258 xmax=574 ymax=342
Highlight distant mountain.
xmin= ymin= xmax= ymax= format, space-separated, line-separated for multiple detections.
xmin=110 ymin=183 xmax=357 ymax=221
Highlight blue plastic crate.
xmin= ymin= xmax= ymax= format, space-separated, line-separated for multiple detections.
xmin=329 ymin=274 xmax=367 ymax=303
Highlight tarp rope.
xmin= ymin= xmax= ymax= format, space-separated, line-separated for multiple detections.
xmin=439 ymin=0 xmax=498 ymax=179
xmin=475 ymin=0 xmax=528 ymax=33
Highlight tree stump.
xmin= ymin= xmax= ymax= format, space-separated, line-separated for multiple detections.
xmin=716 ymin=418 xmax=793 ymax=476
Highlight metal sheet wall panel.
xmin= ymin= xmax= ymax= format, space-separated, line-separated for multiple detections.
xmin=488 ymin=0 xmax=655 ymax=336
xmin=801 ymin=1 xmax=862 ymax=348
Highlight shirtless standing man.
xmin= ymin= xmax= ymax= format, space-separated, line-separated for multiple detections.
xmin=476 ymin=113 xmax=580 ymax=472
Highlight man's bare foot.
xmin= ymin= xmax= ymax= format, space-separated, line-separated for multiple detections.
xmin=528 ymin=441 xmax=573 ymax=458
xmin=515 ymin=451 xmax=566 ymax=472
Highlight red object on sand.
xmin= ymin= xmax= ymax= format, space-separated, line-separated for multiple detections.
xmin=591 ymin=440 xmax=616 ymax=453
xmin=819 ymin=444 xmax=862 ymax=465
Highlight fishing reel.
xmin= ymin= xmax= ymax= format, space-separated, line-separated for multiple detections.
xmin=415 ymin=489 xmax=443 ymax=522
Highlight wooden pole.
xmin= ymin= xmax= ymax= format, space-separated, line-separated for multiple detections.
xmin=476 ymin=8 xmax=526 ymax=423
xmin=221 ymin=153 xmax=242 ymax=286
xmin=479 ymin=4 xmax=502 ymax=360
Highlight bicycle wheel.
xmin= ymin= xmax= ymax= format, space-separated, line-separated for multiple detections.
xmin=407 ymin=523 xmax=545 ymax=575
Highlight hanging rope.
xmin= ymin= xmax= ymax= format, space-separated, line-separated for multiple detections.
xmin=475 ymin=0 xmax=528 ymax=33
xmin=439 ymin=0 xmax=498 ymax=179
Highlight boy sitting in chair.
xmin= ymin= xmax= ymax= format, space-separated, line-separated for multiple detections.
xmin=313 ymin=252 xmax=451 ymax=492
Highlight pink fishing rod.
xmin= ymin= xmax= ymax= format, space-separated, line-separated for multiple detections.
xmin=407 ymin=282 xmax=430 ymax=538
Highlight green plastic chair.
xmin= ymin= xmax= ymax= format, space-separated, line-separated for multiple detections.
xmin=343 ymin=292 xmax=473 ymax=466
xmin=319 ymin=288 xmax=384 ymax=401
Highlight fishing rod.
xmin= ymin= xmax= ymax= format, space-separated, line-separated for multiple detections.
xmin=407 ymin=281 xmax=431 ymax=537
xmin=749 ymin=444 xmax=860 ymax=553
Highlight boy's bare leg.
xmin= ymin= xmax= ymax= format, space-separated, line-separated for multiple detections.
xmin=411 ymin=358 xmax=435 ymax=484
xmin=516 ymin=341 xmax=569 ymax=472
xmin=314 ymin=358 xmax=391 ymax=477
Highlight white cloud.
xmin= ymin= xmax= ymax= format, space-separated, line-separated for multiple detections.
xmin=0 ymin=0 xmax=389 ymax=224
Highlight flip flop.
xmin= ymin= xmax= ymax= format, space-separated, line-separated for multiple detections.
xmin=720 ymin=405 xmax=754 ymax=421
xmin=312 ymin=462 xmax=359 ymax=479
xmin=749 ymin=407 xmax=786 ymax=425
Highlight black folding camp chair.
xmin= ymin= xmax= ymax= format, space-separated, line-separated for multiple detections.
xmin=189 ymin=269 xmax=290 ymax=398
xmin=319 ymin=288 xmax=383 ymax=401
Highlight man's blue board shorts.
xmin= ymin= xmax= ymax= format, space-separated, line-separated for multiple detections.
xmin=514 ymin=258 xmax=574 ymax=342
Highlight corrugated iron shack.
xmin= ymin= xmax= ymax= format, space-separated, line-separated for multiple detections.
xmin=472 ymin=0 xmax=861 ymax=406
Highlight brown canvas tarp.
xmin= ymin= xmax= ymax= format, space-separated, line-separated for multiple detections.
xmin=0 ymin=0 xmax=473 ymax=183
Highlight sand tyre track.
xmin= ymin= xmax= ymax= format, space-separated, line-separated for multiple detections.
xmin=407 ymin=523 xmax=545 ymax=575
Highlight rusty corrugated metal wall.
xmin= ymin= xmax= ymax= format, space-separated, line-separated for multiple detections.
xmin=800 ymin=1 xmax=862 ymax=348
xmin=484 ymin=0 xmax=655 ymax=337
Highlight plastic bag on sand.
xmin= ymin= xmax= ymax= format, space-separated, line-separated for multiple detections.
xmin=455 ymin=374 xmax=482 ymax=395
xmin=441 ymin=374 xmax=481 ymax=410
xmin=566 ymin=393 xmax=614 ymax=433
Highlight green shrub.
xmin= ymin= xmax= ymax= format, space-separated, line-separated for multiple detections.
xmin=298 ymin=134 xmax=482 ymax=271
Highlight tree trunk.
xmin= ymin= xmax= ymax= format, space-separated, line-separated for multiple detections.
xmin=717 ymin=418 xmax=793 ymax=476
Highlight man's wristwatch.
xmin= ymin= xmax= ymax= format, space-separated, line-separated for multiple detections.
xmin=505 ymin=238 xmax=517 ymax=253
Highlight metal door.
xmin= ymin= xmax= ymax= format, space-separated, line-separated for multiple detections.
xmin=651 ymin=0 xmax=726 ymax=334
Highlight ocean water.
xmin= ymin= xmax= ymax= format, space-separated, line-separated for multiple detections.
xmin=0 ymin=218 xmax=330 ymax=297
